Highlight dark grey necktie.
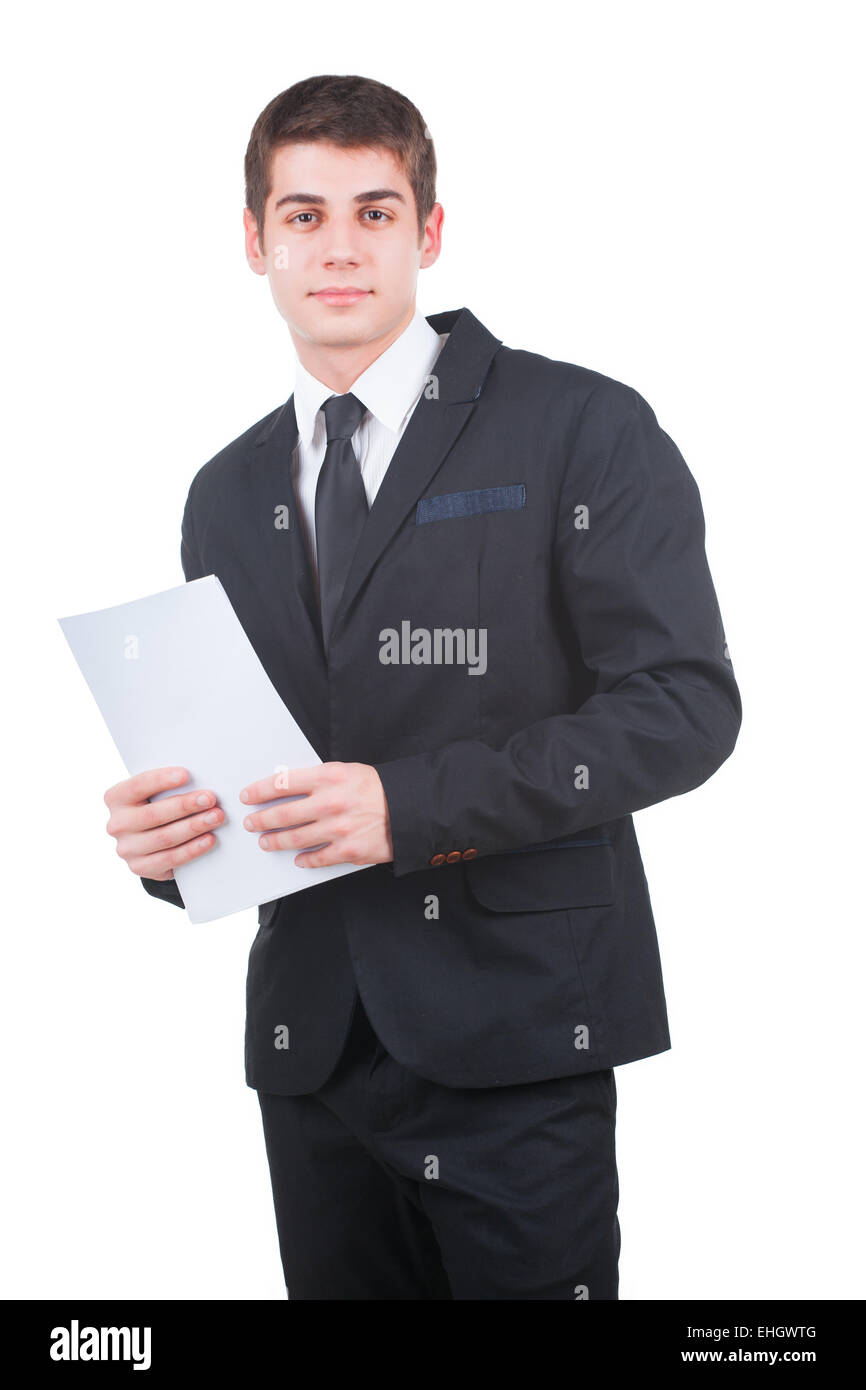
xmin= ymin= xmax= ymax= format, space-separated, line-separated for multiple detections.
xmin=314 ymin=392 xmax=368 ymax=649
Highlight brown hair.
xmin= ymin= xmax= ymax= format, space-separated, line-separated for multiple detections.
xmin=244 ymin=75 xmax=437 ymax=254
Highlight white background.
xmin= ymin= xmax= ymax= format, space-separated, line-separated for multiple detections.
xmin=2 ymin=0 xmax=863 ymax=1299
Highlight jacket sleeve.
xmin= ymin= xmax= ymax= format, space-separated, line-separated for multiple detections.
xmin=139 ymin=480 xmax=206 ymax=910
xmin=373 ymin=380 xmax=742 ymax=877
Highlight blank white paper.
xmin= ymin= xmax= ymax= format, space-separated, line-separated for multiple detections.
xmin=59 ymin=574 xmax=362 ymax=922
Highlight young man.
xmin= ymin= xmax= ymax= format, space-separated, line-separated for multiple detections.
xmin=104 ymin=74 xmax=742 ymax=1300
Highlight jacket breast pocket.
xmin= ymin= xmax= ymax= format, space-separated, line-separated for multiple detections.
xmin=416 ymin=484 xmax=526 ymax=525
xmin=463 ymin=839 xmax=616 ymax=912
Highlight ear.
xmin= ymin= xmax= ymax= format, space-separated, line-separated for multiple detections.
xmin=243 ymin=207 xmax=268 ymax=277
xmin=419 ymin=202 xmax=444 ymax=270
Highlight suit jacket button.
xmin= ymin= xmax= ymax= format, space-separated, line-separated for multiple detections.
xmin=446 ymin=850 xmax=462 ymax=863
xmin=430 ymin=853 xmax=446 ymax=866
xmin=461 ymin=847 xmax=478 ymax=860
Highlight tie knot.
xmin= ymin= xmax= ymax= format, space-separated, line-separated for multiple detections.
xmin=322 ymin=392 xmax=366 ymax=442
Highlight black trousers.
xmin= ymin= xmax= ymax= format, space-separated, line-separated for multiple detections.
xmin=257 ymin=992 xmax=620 ymax=1300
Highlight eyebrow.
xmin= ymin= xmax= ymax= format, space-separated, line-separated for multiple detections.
xmin=273 ymin=188 xmax=407 ymax=211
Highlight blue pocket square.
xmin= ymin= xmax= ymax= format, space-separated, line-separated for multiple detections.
xmin=416 ymin=484 xmax=526 ymax=525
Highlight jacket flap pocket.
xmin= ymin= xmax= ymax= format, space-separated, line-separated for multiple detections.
xmin=257 ymin=898 xmax=281 ymax=927
xmin=464 ymin=840 xmax=615 ymax=912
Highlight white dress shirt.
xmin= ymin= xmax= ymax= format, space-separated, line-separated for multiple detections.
xmin=291 ymin=308 xmax=449 ymax=580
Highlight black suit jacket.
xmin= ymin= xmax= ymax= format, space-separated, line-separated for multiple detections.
xmin=142 ymin=305 xmax=742 ymax=1093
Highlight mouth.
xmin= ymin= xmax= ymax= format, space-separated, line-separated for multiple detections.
xmin=310 ymin=288 xmax=372 ymax=306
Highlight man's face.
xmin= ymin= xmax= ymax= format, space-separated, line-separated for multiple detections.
xmin=244 ymin=141 xmax=442 ymax=354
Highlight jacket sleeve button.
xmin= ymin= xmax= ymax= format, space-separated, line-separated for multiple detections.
xmin=429 ymin=853 xmax=446 ymax=866
xmin=446 ymin=850 xmax=462 ymax=863
xmin=461 ymin=847 xmax=478 ymax=860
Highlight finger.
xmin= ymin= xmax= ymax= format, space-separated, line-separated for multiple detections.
xmin=257 ymin=815 xmax=349 ymax=856
xmin=239 ymin=762 xmax=334 ymax=806
xmin=118 ymin=805 xmax=226 ymax=860
xmin=104 ymin=766 xmax=191 ymax=809
xmin=241 ymin=794 xmax=326 ymax=833
xmin=256 ymin=818 xmax=319 ymax=847
xmin=293 ymin=840 xmax=362 ymax=868
xmin=128 ymin=828 xmax=219 ymax=882
xmin=106 ymin=788 xmax=220 ymax=838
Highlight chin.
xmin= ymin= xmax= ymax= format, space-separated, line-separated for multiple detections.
xmin=288 ymin=299 xmax=382 ymax=342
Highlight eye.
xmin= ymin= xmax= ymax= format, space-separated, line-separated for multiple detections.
xmin=361 ymin=209 xmax=391 ymax=223
xmin=287 ymin=211 xmax=318 ymax=225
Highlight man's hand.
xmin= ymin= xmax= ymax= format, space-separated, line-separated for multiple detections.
xmin=239 ymin=762 xmax=393 ymax=868
xmin=105 ymin=767 xmax=225 ymax=882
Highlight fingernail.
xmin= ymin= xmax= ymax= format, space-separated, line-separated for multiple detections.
xmin=196 ymin=793 xmax=211 ymax=807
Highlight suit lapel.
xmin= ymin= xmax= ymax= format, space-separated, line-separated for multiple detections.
xmin=250 ymin=392 xmax=321 ymax=632
xmin=332 ymin=306 xmax=502 ymax=646
xmin=244 ymin=393 xmax=329 ymax=753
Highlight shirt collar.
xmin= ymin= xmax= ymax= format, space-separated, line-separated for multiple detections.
xmin=292 ymin=307 xmax=446 ymax=447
